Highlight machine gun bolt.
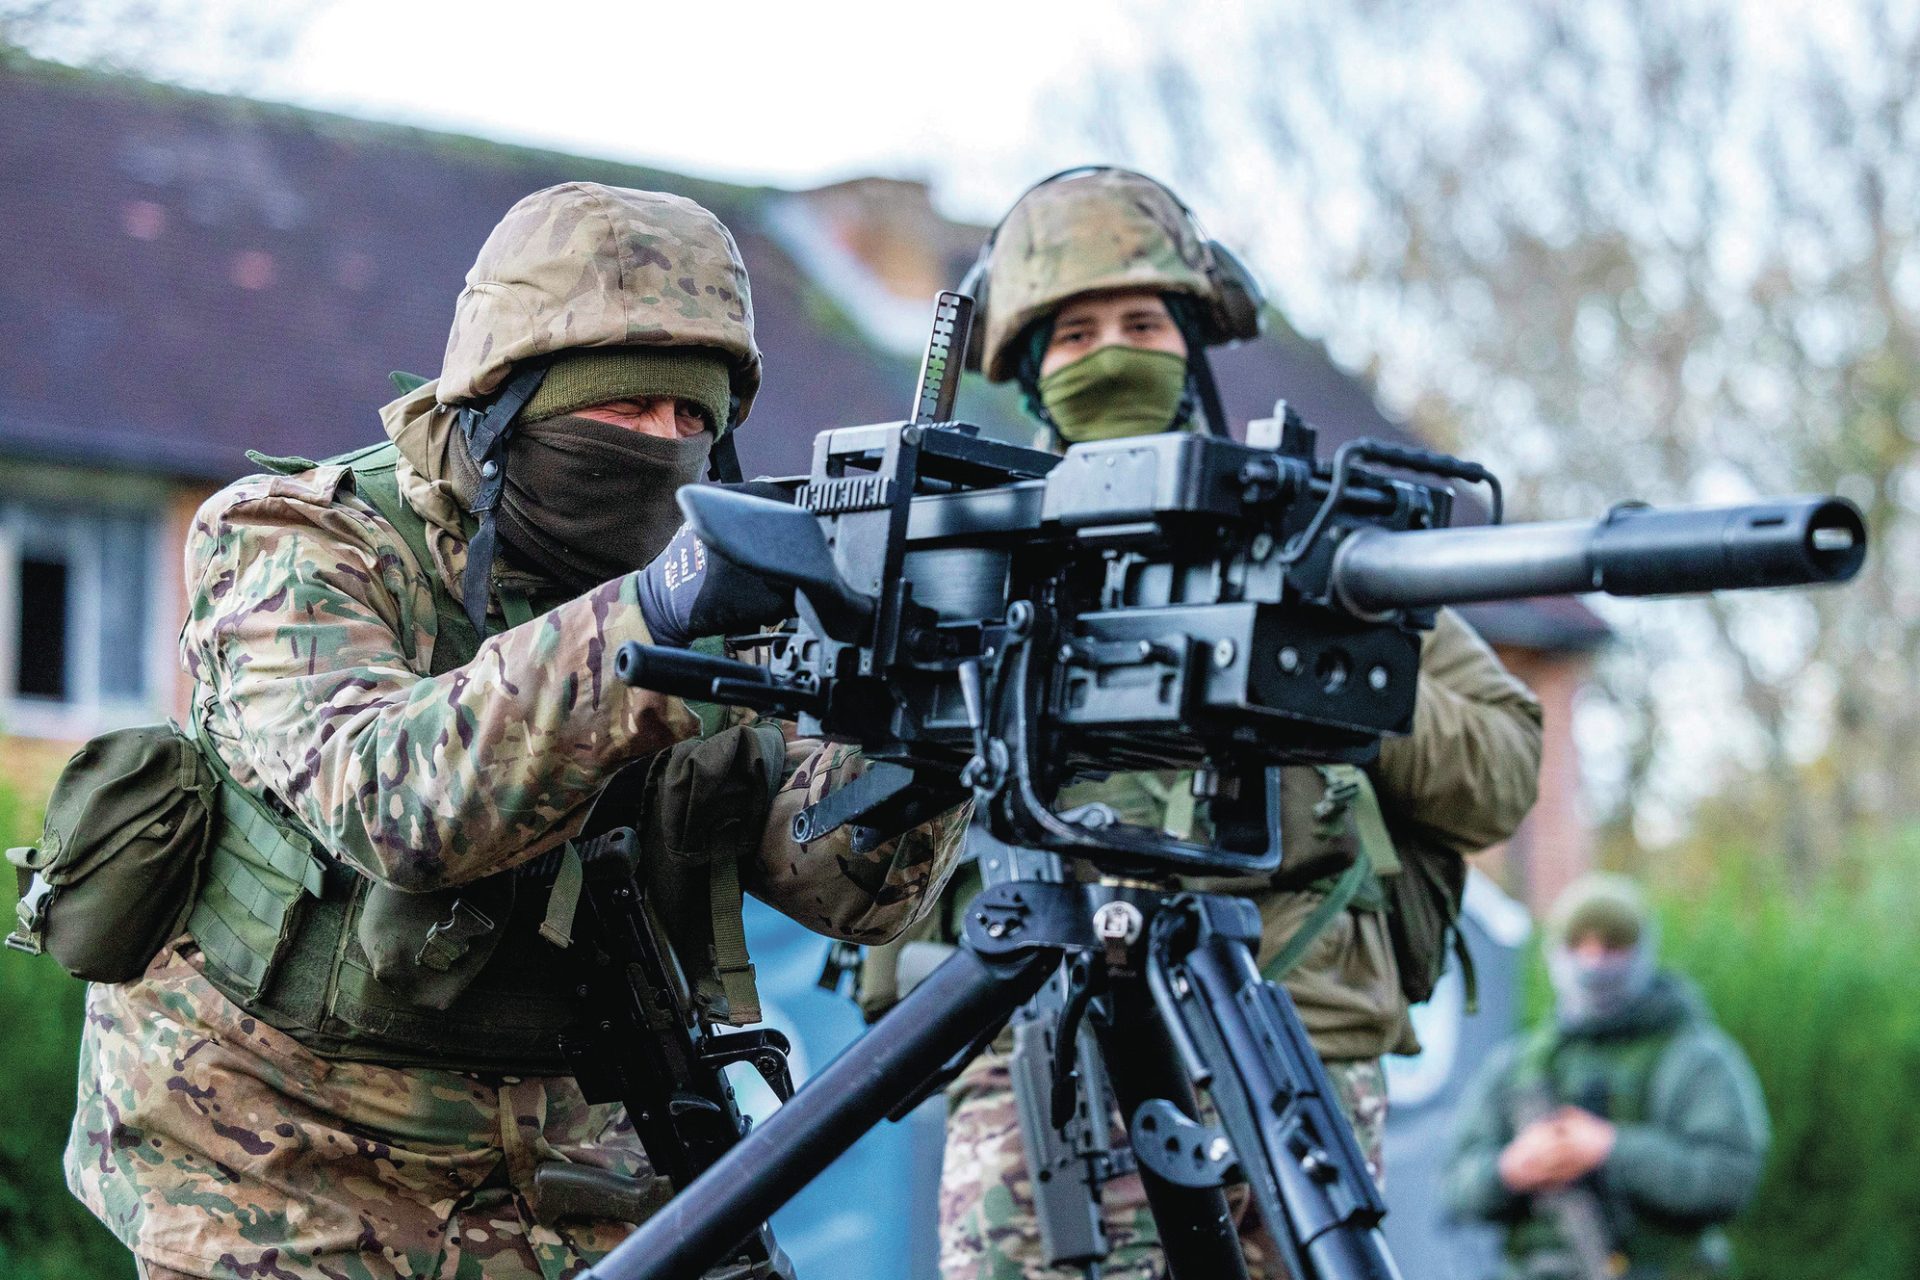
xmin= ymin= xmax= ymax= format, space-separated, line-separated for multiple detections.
xmin=1212 ymin=639 xmax=1237 ymax=669
xmin=1251 ymin=532 xmax=1275 ymax=561
xmin=1006 ymin=600 xmax=1034 ymax=636
xmin=1208 ymin=1137 xmax=1232 ymax=1163
xmin=1368 ymin=665 xmax=1389 ymax=691
xmin=1277 ymin=646 xmax=1302 ymax=675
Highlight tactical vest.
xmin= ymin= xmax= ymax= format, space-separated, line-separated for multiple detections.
xmin=185 ymin=441 xmax=760 ymax=1074
xmin=1507 ymin=1022 xmax=1727 ymax=1279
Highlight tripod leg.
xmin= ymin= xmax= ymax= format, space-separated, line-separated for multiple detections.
xmin=585 ymin=937 xmax=1060 ymax=1280
xmin=1162 ymin=919 xmax=1402 ymax=1280
xmin=1092 ymin=968 xmax=1253 ymax=1280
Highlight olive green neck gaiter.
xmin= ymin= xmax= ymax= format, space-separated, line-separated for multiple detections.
xmin=1037 ymin=346 xmax=1190 ymax=443
xmin=450 ymin=414 xmax=711 ymax=594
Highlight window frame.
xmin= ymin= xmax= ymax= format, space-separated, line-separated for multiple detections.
xmin=0 ymin=472 xmax=173 ymax=742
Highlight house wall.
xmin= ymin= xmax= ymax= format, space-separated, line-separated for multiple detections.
xmin=165 ymin=483 xmax=218 ymax=721
xmin=0 ymin=470 xmax=215 ymax=825
xmin=1480 ymin=646 xmax=1594 ymax=915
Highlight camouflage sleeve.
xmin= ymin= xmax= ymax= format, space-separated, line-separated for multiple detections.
xmin=1374 ymin=607 xmax=1545 ymax=854
xmin=184 ymin=467 xmax=699 ymax=891
xmin=746 ymin=733 xmax=968 ymax=945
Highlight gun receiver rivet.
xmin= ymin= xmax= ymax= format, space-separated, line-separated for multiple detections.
xmin=1368 ymin=665 xmax=1389 ymax=691
xmin=1208 ymin=1136 xmax=1232 ymax=1163
xmin=1277 ymin=646 xmax=1302 ymax=674
xmin=1213 ymin=639 xmax=1237 ymax=669
xmin=1251 ymin=532 xmax=1274 ymax=561
xmin=1171 ymin=973 xmax=1191 ymax=998
xmin=1092 ymin=900 xmax=1145 ymax=951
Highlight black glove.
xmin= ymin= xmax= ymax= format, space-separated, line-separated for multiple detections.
xmin=635 ymin=482 xmax=795 ymax=648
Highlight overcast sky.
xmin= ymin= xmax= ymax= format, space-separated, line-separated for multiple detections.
xmin=197 ymin=0 xmax=1149 ymax=222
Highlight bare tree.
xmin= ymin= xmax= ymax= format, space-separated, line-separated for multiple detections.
xmin=1 ymin=0 xmax=323 ymax=89
xmin=1069 ymin=0 xmax=1920 ymax=871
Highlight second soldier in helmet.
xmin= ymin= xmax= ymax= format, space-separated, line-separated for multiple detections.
xmin=863 ymin=168 xmax=1548 ymax=1280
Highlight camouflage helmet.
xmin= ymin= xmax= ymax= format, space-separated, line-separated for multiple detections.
xmin=968 ymin=167 xmax=1264 ymax=383
xmin=439 ymin=182 xmax=762 ymax=424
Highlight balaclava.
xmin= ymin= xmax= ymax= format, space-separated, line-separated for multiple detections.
xmin=1545 ymin=873 xmax=1660 ymax=1028
xmin=450 ymin=347 xmax=732 ymax=601
xmin=1016 ymin=294 xmax=1204 ymax=444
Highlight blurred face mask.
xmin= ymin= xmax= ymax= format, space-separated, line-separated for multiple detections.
xmin=1548 ymin=936 xmax=1657 ymax=1026
xmin=1036 ymin=346 xmax=1189 ymax=443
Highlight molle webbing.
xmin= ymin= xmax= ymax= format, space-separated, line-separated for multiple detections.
xmin=189 ymin=442 xmax=575 ymax=1073
xmin=189 ymin=441 xmax=764 ymax=1070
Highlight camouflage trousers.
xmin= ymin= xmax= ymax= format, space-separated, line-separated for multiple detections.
xmin=938 ymin=1050 xmax=1388 ymax=1280
xmin=70 ymin=944 xmax=655 ymax=1280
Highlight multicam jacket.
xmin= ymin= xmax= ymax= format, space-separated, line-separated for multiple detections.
xmin=66 ymin=385 xmax=961 ymax=1280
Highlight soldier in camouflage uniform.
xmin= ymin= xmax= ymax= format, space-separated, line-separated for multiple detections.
xmin=862 ymin=168 xmax=1545 ymax=1280
xmin=67 ymin=182 xmax=960 ymax=1280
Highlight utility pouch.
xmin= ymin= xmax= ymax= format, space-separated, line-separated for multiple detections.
xmin=639 ymin=722 xmax=787 ymax=1025
xmin=356 ymin=876 xmax=516 ymax=1011
xmin=1266 ymin=764 xmax=1373 ymax=891
xmin=6 ymin=722 xmax=218 ymax=982
xmin=1379 ymin=829 xmax=1472 ymax=1006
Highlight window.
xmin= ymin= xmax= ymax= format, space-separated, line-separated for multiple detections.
xmin=0 ymin=499 xmax=166 ymax=738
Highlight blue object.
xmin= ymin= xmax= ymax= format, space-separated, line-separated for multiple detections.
xmin=737 ymin=899 xmax=942 ymax=1279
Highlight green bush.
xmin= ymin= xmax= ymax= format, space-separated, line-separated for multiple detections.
xmin=1650 ymin=831 xmax=1920 ymax=1280
xmin=0 ymin=780 xmax=135 ymax=1280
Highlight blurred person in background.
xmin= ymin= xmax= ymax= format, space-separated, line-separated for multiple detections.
xmin=1445 ymin=873 xmax=1770 ymax=1280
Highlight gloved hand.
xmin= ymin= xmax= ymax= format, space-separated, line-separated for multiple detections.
xmin=635 ymin=482 xmax=795 ymax=648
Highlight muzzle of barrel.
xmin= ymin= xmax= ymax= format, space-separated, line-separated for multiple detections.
xmin=1586 ymin=497 xmax=1865 ymax=596
xmin=1330 ymin=495 xmax=1865 ymax=615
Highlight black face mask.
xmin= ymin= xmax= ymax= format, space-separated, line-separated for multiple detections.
xmin=456 ymin=414 xmax=713 ymax=595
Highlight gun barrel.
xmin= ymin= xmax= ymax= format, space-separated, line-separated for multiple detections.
xmin=1331 ymin=496 xmax=1865 ymax=614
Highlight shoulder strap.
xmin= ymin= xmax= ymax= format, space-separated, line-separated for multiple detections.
xmin=335 ymin=441 xmax=487 ymax=673
xmin=1261 ymin=844 xmax=1373 ymax=982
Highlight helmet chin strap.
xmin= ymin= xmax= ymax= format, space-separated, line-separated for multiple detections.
xmin=706 ymin=425 xmax=743 ymax=483
xmin=456 ymin=361 xmax=550 ymax=635
xmin=1189 ymin=346 xmax=1233 ymax=439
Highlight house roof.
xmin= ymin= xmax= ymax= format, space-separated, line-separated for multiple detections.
xmin=0 ymin=57 xmax=916 ymax=483
xmin=0 ymin=56 xmax=1605 ymax=652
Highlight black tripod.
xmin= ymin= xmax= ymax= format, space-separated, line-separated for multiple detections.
xmin=583 ymin=816 xmax=1401 ymax=1280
